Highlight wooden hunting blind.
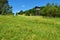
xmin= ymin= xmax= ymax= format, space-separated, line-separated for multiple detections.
xmin=35 ymin=6 xmax=40 ymax=16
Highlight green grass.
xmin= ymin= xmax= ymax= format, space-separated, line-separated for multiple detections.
xmin=0 ymin=15 xmax=60 ymax=40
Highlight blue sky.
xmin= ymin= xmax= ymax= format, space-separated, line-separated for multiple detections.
xmin=8 ymin=0 xmax=60 ymax=13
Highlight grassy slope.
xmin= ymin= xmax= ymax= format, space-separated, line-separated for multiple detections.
xmin=0 ymin=15 xmax=60 ymax=40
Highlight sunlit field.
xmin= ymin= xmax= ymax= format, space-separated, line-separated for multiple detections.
xmin=0 ymin=15 xmax=60 ymax=40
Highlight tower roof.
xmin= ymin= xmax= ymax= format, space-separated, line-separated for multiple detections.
xmin=35 ymin=6 xmax=40 ymax=8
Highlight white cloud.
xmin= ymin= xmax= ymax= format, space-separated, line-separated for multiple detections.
xmin=21 ymin=5 xmax=25 ymax=8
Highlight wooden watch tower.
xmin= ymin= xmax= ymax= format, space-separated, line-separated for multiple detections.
xmin=35 ymin=6 xmax=40 ymax=16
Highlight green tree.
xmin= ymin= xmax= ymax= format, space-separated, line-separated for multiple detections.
xmin=25 ymin=10 xmax=30 ymax=16
xmin=18 ymin=10 xmax=24 ymax=15
xmin=40 ymin=3 xmax=60 ymax=17
xmin=0 ymin=0 xmax=12 ymax=15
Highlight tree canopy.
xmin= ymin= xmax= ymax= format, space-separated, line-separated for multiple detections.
xmin=0 ymin=0 xmax=12 ymax=15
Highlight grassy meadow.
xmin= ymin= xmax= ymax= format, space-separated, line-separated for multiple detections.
xmin=0 ymin=15 xmax=60 ymax=40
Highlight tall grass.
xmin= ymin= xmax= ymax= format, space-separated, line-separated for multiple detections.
xmin=0 ymin=15 xmax=60 ymax=40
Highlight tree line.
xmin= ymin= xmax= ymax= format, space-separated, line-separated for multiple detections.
xmin=0 ymin=0 xmax=60 ymax=17
xmin=18 ymin=3 xmax=60 ymax=17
